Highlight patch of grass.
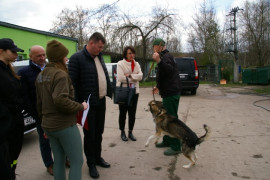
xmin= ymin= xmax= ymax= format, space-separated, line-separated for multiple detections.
xmin=252 ymin=87 xmax=270 ymax=95
xmin=139 ymin=81 xmax=156 ymax=87
xmin=200 ymin=81 xmax=215 ymax=84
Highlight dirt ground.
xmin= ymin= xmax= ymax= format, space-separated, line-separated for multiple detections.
xmin=16 ymin=84 xmax=270 ymax=180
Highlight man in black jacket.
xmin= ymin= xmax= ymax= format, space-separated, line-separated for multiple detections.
xmin=18 ymin=45 xmax=55 ymax=175
xmin=68 ymin=32 xmax=112 ymax=179
xmin=152 ymin=38 xmax=182 ymax=156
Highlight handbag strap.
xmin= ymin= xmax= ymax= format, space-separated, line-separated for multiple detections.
xmin=120 ymin=77 xmax=130 ymax=88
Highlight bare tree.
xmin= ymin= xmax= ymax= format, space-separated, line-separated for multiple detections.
xmin=93 ymin=4 xmax=120 ymax=52
xmin=187 ymin=0 xmax=221 ymax=65
xmin=239 ymin=0 xmax=270 ymax=67
xmin=50 ymin=1 xmax=120 ymax=50
xmin=50 ymin=6 xmax=89 ymax=50
xmin=115 ymin=6 xmax=178 ymax=74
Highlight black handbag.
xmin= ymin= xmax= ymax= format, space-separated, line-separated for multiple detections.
xmin=114 ymin=77 xmax=136 ymax=106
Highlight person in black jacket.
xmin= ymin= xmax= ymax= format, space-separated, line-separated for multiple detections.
xmin=0 ymin=102 xmax=13 ymax=180
xmin=0 ymin=38 xmax=24 ymax=180
xmin=152 ymin=38 xmax=182 ymax=156
xmin=18 ymin=45 xmax=55 ymax=175
xmin=68 ymin=32 xmax=112 ymax=179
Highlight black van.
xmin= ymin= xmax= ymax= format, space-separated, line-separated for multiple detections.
xmin=175 ymin=57 xmax=199 ymax=95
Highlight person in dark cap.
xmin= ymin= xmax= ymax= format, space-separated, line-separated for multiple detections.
xmin=0 ymin=38 xmax=24 ymax=180
xmin=152 ymin=38 xmax=182 ymax=156
xmin=35 ymin=40 xmax=88 ymax=180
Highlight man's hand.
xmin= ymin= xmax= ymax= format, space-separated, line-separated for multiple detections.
xmin=152 ymin=50 xmax=160 ymax=63
xmin=152 ymin=87 xmax=159 ymax=94
xmin=43 ymin=133 xmax=48 ymax=139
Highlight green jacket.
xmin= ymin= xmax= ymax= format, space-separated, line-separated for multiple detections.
xmin=36 ymin=63 xmax=84 ymax=132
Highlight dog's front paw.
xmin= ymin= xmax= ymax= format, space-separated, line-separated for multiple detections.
xmin=183 ymin=163 xmax=195 ymax=169
xmin=145 ymin=143 xmax=149 ymax=147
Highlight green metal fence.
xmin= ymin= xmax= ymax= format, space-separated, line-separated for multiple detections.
xmin=242 ymin=66 xmax=270 ymax=85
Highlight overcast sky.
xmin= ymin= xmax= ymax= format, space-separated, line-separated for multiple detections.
xmin=0 ymin=0 xmax=251 ymax=50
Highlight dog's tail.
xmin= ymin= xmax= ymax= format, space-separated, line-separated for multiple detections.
xmin=197 ymin=124 xmax=211 ymax=145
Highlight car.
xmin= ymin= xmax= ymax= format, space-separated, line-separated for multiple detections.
xmin=175 ymin=57 xmax=199 ymax=95
xmin=12 ymin=60 xmax=37 ymax=134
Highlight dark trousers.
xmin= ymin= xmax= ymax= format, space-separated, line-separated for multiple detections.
xmin=7 ymin=114 xmax=24 ymax=176
xmin=36 ymin=120 xmax=54 ymax=168
xmin=83 ymin=98 xmax=106 ymax=166
xmin=118 ymin=94 xmax=139 ymax=131
xmin=0 ymin=140 xmax=11 ymax=180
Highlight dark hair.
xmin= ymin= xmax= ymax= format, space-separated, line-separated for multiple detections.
xmin=0 ymin=49 xmax=20 ymax=80
xmin=89 ymin=32 xmax=106 ymax=44
xmin=122 ymin=46 xmax=136 ymax=59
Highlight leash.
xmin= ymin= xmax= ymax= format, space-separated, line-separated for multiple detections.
xmin=150 ymin=42 xmax=163 ymax=102
xmin=152 ymin=71 xmax=156 ymax=102
xmin=143 ymin=41 xmax=162 ymax=82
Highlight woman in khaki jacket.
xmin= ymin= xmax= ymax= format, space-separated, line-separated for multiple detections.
xmin=116 ymin=46 xmax=143 ymax=141
xmin=36 ymin=40 xmax=87 ymax=180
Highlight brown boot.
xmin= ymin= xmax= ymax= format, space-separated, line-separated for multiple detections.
xmin=47 ymin=164 xmax=54 ymax=176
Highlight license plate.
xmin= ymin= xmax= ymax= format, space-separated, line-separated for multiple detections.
xmin=24 ymin=116 xmax=36 ymax=126
xmin=180 ymin=75 xmax=185 ymax=79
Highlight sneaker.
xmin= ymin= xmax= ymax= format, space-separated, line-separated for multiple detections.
xmin=155 ymin=142 xmax=169 ymax=148
xmin=47 ymin=165 xmax=54 ymax=176
xmin=163 ymin=148 xmax=181 ymax=156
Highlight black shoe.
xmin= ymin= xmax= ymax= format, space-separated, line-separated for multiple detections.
xmin=96 ymin=157 xmax=111 ymax=168
xmin=128 ymin=131 xmax=137 ymax=141
xmin=89 ymin=164 xmax=99 ymax=179
xmin=121 ymin=131 xmax=128 ymax=141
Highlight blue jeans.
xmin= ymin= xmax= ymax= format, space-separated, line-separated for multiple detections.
xmin=36 ymin=122 xmax=54 ymax=167
xmin=45 ymin=125 xmax=83 ymax=180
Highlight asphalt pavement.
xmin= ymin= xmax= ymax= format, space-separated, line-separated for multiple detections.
xmin=16 ymin=85 xmax=270 ymax=180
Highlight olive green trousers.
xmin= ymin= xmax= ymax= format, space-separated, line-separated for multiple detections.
xmin=162 ymin=95 xmax=182 ymax=151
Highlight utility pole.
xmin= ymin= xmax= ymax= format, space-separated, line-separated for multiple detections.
xmin=226 ymin=7 xmax=243 ymax=83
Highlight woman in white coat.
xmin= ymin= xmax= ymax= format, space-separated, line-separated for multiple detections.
xmin=116 ymin=46 xmax=143 ymax=141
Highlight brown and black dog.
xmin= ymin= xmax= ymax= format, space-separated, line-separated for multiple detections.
xmin=145 ymin=100 xmax=211 ymax=168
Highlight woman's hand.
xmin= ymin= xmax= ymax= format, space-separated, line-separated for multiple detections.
xmin=124 ymin=73 xmax=131 ymax=78
xmin=82 ymin=102 xmax=88 ymax=110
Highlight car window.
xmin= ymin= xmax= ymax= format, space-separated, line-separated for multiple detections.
xmin=175 ymin=59 xmax=194 ymax=74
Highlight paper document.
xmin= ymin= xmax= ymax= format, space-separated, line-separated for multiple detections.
xmin=81 ymin=94 xmax=91 ymax=127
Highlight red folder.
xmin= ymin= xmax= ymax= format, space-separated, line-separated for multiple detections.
xmin=77 ymin=110 xmax=88 ymax=130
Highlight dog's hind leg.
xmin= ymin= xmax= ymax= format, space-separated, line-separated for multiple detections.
xmin=183 ymin=153 xmax=196 ymax=169
xmin=194 ymin=153 xmax=198 ymax=162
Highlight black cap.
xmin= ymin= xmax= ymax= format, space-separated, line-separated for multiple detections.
xmin=0 ymin=38 xmax=24 ymax=52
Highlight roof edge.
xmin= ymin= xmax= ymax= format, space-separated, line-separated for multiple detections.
xmin=0 ymin=21 xmax=78 ymax=42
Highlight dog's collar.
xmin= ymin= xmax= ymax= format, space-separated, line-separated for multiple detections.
xmin=154 ymin=109 xmax=164 ymax=118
